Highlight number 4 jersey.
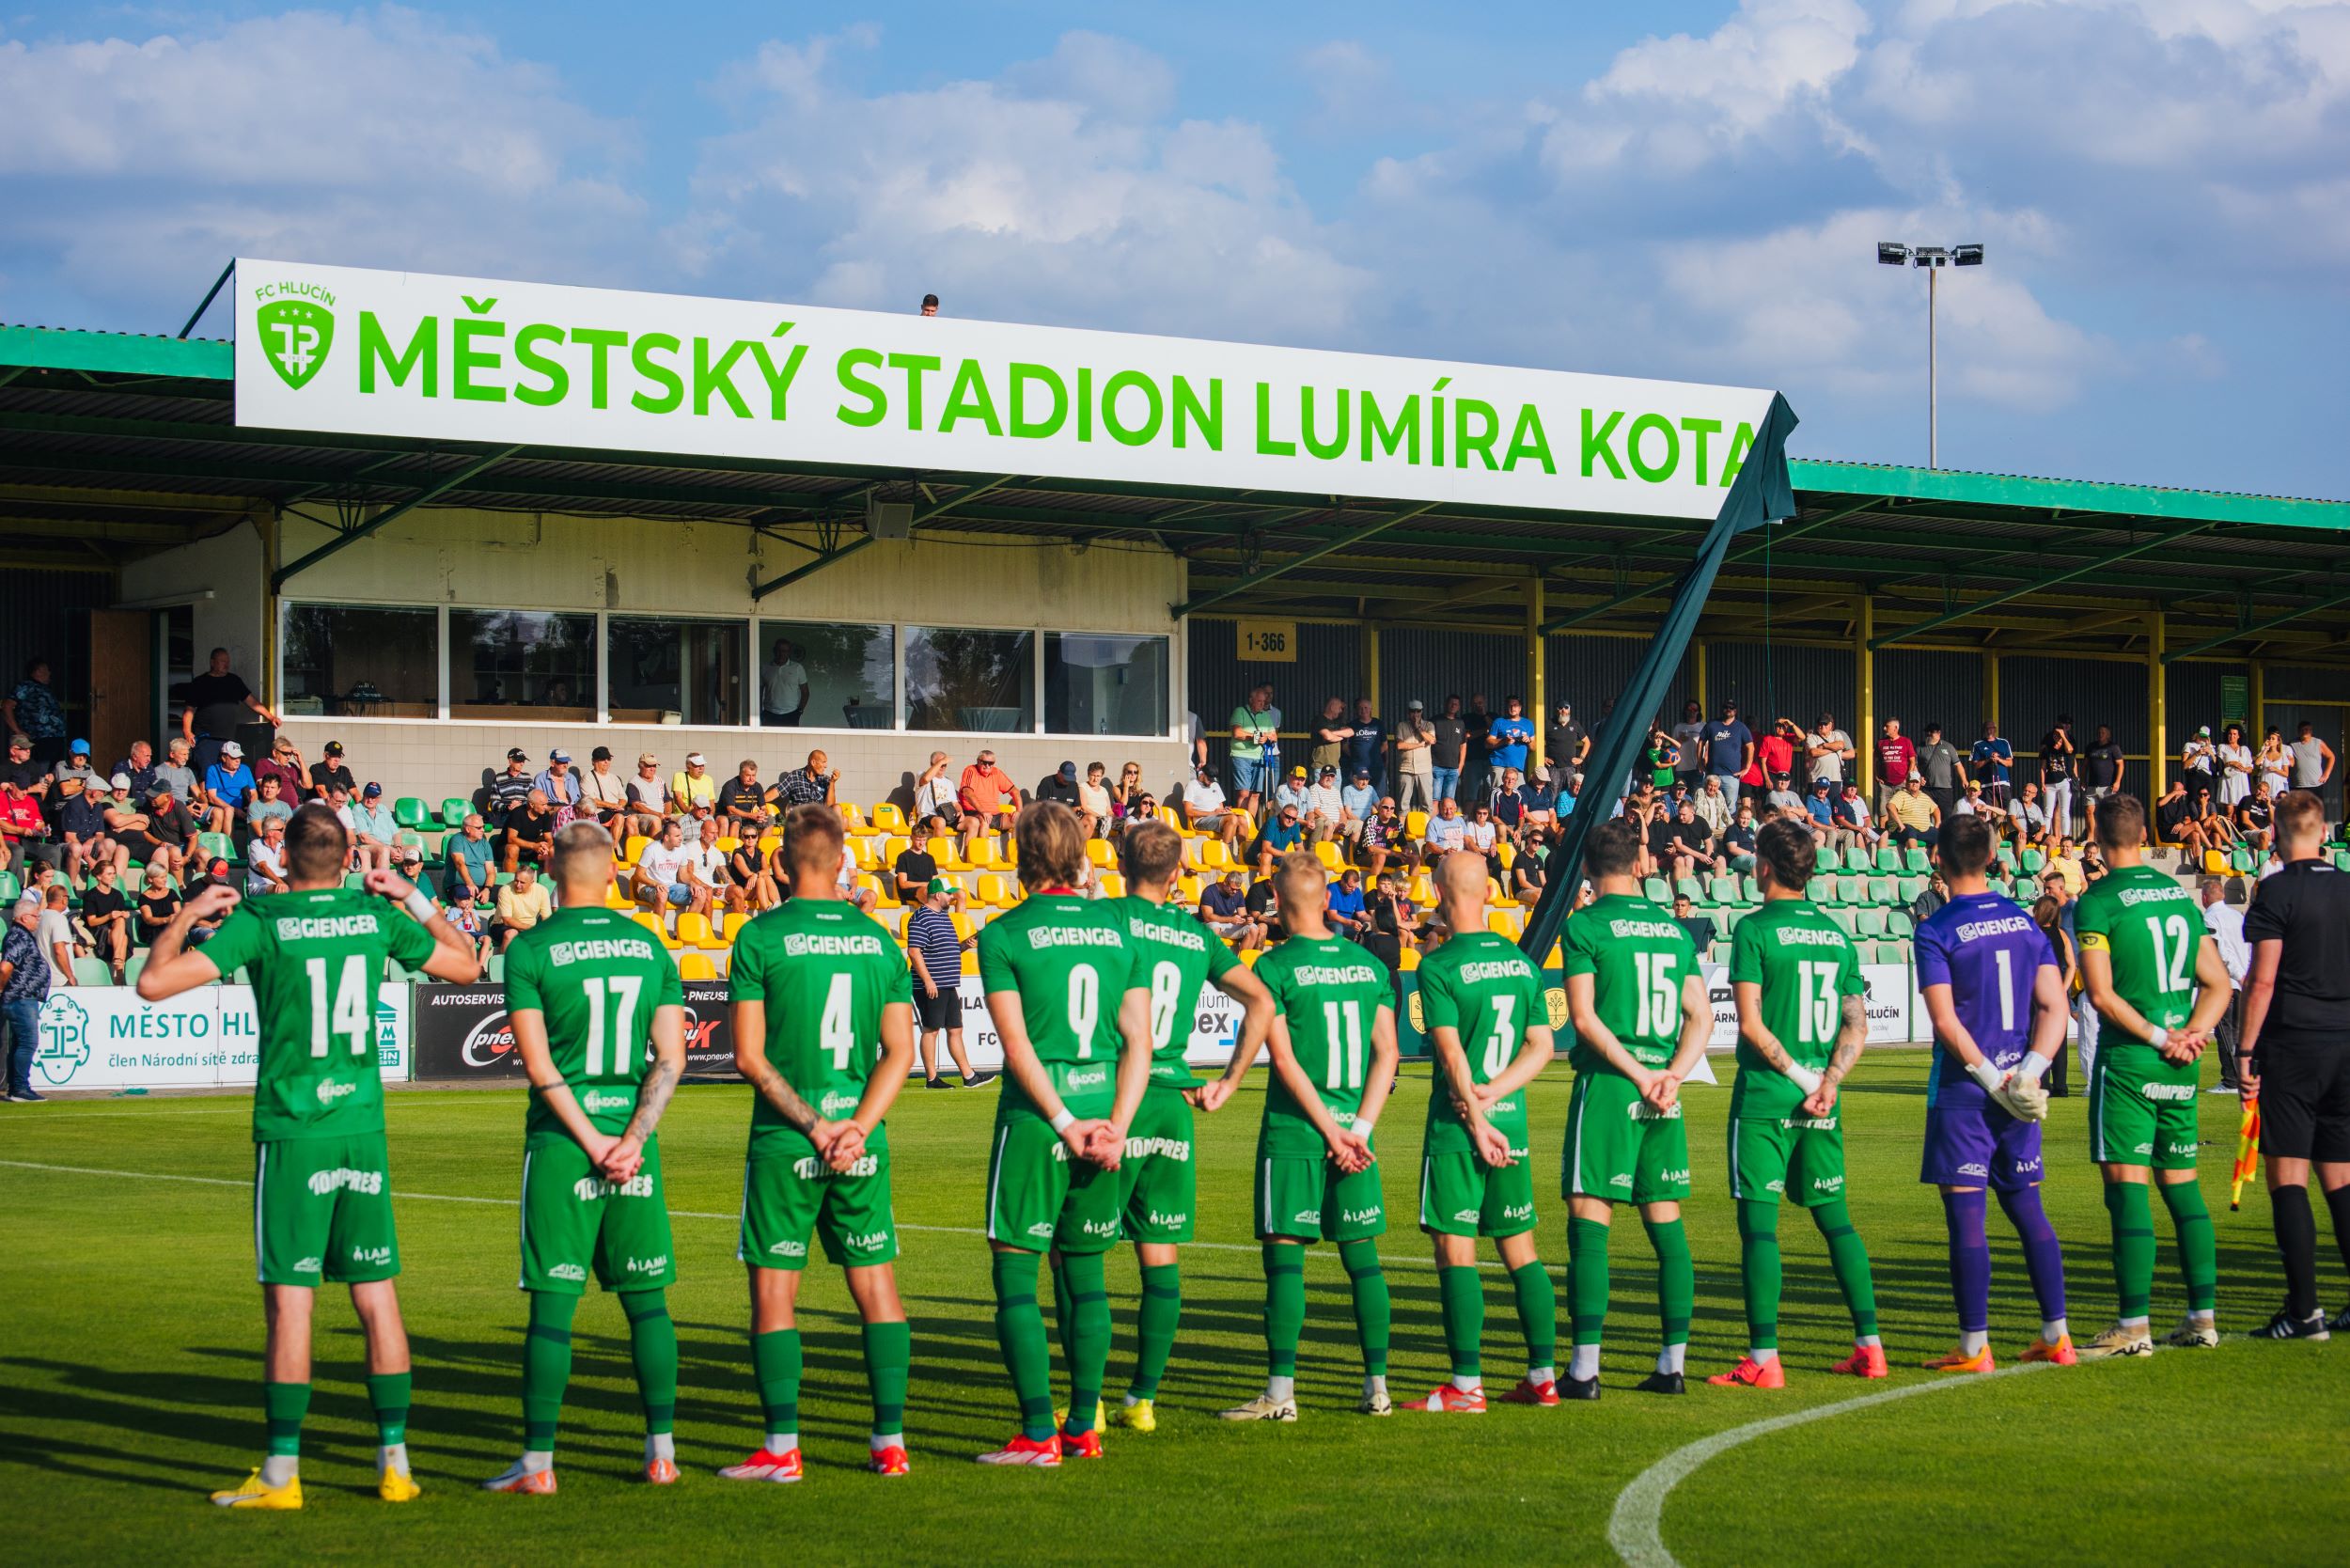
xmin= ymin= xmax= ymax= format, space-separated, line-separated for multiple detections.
xmin=728 ymin=898 xmax=914 ymax=1142
xmin=503 ymin=906 xmax=685 ymax=1139
xmin=1727 ymin=898 xmax=1865 ymax=1121
xmin=199 ymin=887 xmax=438 ymax=1142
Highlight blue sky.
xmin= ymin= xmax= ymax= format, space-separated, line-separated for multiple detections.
xmin=4 ymin=1 xmax=2345 ymax=498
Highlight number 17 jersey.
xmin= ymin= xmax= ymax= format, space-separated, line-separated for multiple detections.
xmin=1254 ymin=934 xmax=1390 ymax=1156
xmin=504 ymin=906 xmax=683 ymax=1139
xmin=729 ymin=899 xmax=913 ymax=1146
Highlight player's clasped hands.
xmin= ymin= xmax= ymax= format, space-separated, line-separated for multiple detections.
xmin=1639 ymin=1070 xmax=1681 ymax=1116
xmin=1324 ymin=1129 xmax=1373 ymax=1174
xmin=2161 ymin=1028 xmax=2209 ymax=1065
xmin=1800 ymin=1081 xmax=1840 ymax=1119
xmin=1471 ymin=1119 xmax=1514 ymax=1168
xmin=1187 ymin=1078 xmax=1237 ymax=1114
xmin=598 ymin=1134 xmax=645 ymax=1184
xmin=810 ymin=1120 xmax=865 ymax=1171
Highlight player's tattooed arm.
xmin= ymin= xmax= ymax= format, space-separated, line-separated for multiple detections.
xmin=619 ymin=1002 xmax=688 ymax=1152
xmin=1731 ymin=980 xmax=1795 ymax=1073
xmin=732 ymin=998 xmax=823 ymax=1137
xmin=1825 ymin=995 xmax=1868 ymax=1085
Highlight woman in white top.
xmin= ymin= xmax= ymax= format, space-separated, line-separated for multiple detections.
xmin=2255 ymin=726 xmax=2293 ymax=802
xmin=2215 ymin=723 xmax=2254 ymax=807
xmin=1075 ymin=761 xmax=1113 ymax=839
xmin=580 ymin=745 xmax=630 ymax=834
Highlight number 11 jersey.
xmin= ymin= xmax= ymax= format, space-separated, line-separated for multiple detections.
xmin=1255 ymin=934 xmax=1391 ymax=1156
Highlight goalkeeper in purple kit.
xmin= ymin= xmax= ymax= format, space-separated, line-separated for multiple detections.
xmin=1913 ymin=814 xmax=2075 ymax=1369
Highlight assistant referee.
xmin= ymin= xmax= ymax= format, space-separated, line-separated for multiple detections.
xmin=2237 ymin=788 xmax=2350 ymax=1341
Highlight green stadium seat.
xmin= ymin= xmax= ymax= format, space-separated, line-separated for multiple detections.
xmin=72 ymin=957 xmax=114 ymax=986
xmin=0 ymin=870 xmax=17 ymax=904
xmin=1887 ymin=910 xmax=1916 ymax=939
xmin=394 ymin=796 xmax=430 ymax=829
xmin=1874 ymin=845 xmax=1904 ymax=872
xmin=123 ymin=953 xmax=146 ymax=986
xmin=1706 ymin=873 xmax=1740 ymax=904
xmin=1867 ymin=876 xmax=1895 ymax=904
xmin=2230 ymin=848 xmax=2253 ymax=873
xmin=1855 ymin=907 xmax=1888 ymax=938
xmin=1643 ymin=876 xmax=1670 ymax=903
xmin=1897 ymin=874 xmax=1925 ymax=904
xmin=1903 ymin=845 xmax=1931 ymax=873
xmin=1826 ymin=907 xmax=1858 ymax=934
xmin=1996 ymin=848 xmax=2018 ymax=874
xmin=487 ymin=955 xmax=506 ymax=982
xmin=2334 ymin=851 xmax=2350 ymax=872
xmin=197 ymin=830 xmax=239 ymax=866
xmin=1708 ymin=910 xmax=1733 ymax=941
xmin=441 ymin=797 xmax=472 ymax=828
xmin=1843 ymin=847 xmax=1872 ymax=872
xmin=2020 ymin=847 xmax=2045 ymax=873
xmin=1741 ymin=873 xmax=1762 ymax=902
xmin=1675 ymin=875 xmax=1706 ymax=905
xmin=1812 ymin=846 xmax=1838 ymax=873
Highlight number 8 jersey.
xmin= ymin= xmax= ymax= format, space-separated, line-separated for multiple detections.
xmin=1727 ymin=898 xmax=1865 ymax=1121
xmin=200 ymin=887 xmax=438 ymax=1142
xmin=505 ymin=906 xmax=685 ymax=1138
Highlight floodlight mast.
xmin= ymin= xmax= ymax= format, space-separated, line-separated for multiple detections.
xmin=1877 ymin=241 xmax=1983 ymax=469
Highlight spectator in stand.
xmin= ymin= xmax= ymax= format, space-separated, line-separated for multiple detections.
xmin=2 ymin=895 xmax=53 ymax=1098
xmin=1355 ymin=797 xmax=1405 ymax=877
xmin=247 ymin=737 xmax=300 ymax=803
xmin=199 ymin=740 xmax=255 ymax=838
xmin=1833 ymin=782 xmax=1878 ymax=854
xmin=439 ymin=887 xmax=493 ymax=969
xmin=49 ymin=739 xmax=97 ymax=807
xmin=2291 ymin=720 xmax=2336 ymax=800
xmin=717 ymin=760 xmax=773 ymax=836
xmin=1723 ymin=798 xmax=1760 ymax=873
xmin=246 ymin=812 xmax=290 ymax=895
xmin=1243 ymin=870 xmax=1281 ymax=941
xmin=179 ymin=646 xmax=277 ymax=779
xmin=776 ymin=750 xmax=839 ymax=816
xmin=1303 ymin=766 xmax=1344 ymax=840
xmin=1644 ymin=723 xmax=1682 ymax=796
xmin=1430 ymin=694 xmax=1468 ymax=805
xmin=80 ymin=862 xmax=130 ymax=982
xmin=111 ymin=740 xmax=159 ymax=802
xmin=1327 ymin=868 xmax=1374 ymax=940
xmin=1035 ymin=760 xmax=1082 ymax=817
xmin=2214 ymin=723 xmax=2254 ymax=808
xmin=893 ymin=819 xmax=943 ymax=904
xmin=4 ymin=732 xmax=46 ymax=802
xmin=1108 ymin=760 xmax=1147 ymax=825
xmin=0 ymin=773 xmax=50 ymax=876
xmin=760 ymin=636 xmax=809 ymax=727
xmin=1198 ymin=869 xmax=1264 ymax=951
xmin=3 ymin=659 xmax=68 ymax=767
xmin=1340 ymin=769 xmax=1377 ymax=845
xmin=2008 ymin=780 xmax=2054 ymax=849
xmin=487 ymin=746 xmax=535 ymax=826
xmin=2179 ymin=724 xmax=2217 ymax=806
xmin=1487 ymin=696 xmax=1533 ymax=791
xmin=306 ymin=739 xmax=354 ymax=803
xmin=632 ymin=818 xmax=702 ymax=916
xmin=1804 ymin=777 xmax=1841 ymax=849
xmin=1913 ymin=870 xmax=1950 ymax=923
xmin=2044 ymin=838 xmax=2086 ymax=899
xmin=2254 ymin=726 xmax=2293 ymax=803
xmin=1365 ymin=870 xmax=1413 ymax=971
xmin=1806 ymin=712 xmax=1854 ymax=789
xmin=1071 ymin=761 xmax=1112 ymax=840
xmin=1229 ymin=684 xmax=1282 ymax=818
xmin=1178 ymin=763 xmax=1244 ymax=848
xmin=341 ymin=782 xmax=398 ymax=873
xmin=1388 ymin=699 xmax=1434 ymax=816
xmin=2234 ymin=778 xmax=2277 ymax=856
xmin=492 ymin=862 xmax=554 ymax=951
xmin=534 ymin=748 xmax=583 ymax=825
xmin=669 ymin=751 xmax=719 ymax=817
xmin=133 ymin=866 xmax=181 ymax=950
xmin=1663 ymin=798 xmax=1722 ymax=879
xmin=55 ymin=772 xmax=123 ymax=888
xmin=1512 ymin=768 xmax=1559 ymax=835
xmin=1309 ymin=698 xmax=1351 ymax=778
xmin=1874 ymin=718 xmax=1916 ymax=813
xmin=914 ymin=751 xmax=965 ymax=850
xmin=1271 ymin=765 xmax=1311 ymax=821
xmin=443 ymin=814 xmax=494 ymax=906
xmin=499 ymin=788 xmax=556 ymax=873
xmin=580 ymin=745 xmax=629 ymax=835
xmin=688 ymin=817 xmax=731 ymax=913
xmin=907 ymin=878 xmax=985 ymax=1088
xmin=1250 ymin=802 xmax=1307 ymax=877
xmin=727 ymin=826 xmax=777 ymax=913
xmin=1968 ymin=721 xmax=2014 ymax=808
xmin=2038 ymin=716 xmax=2078 ymax=835
xmin=958 ymin=748 xmax=1020 ymax=843
xmin=1669 ymin=700 xmax=1707 ymax=793
xmin=1342 ymin=698 xmax=1386 ymax=792
xmin=1548 ymin=700 xmax=1590 ymax=790
xmin=245 ymin=772 xmax=294 ymax=838
xmin=1906 ymin=720 xmax=1958 ymax=826
xmin=626 ymin=752 xmax=667 ymax=842
xmin=1764 ymin=772 xmax=1807 ymax=822
xmin=1883 ymin=773 xmax=1942 ymax=850
xmin=1692 ymin=774 xmax=1731 ymax=840
xmin=133 ymin=781 xmax=196 ymax=885
xmin=1512 ymin=831 xmax=1550 ymax=903
xmin=1461 ymin=694 xmax=1495 ymax=806
xmin=2184 ymin=780 xmax=2237 ymax=850
xmin=1463 ymin=800 xmax=1504 ymax=886
xmin=38 ymin=885 xmax=77 ymax=986
xmin=1670 ymin=892 xmax=1716 ymax=955
xmin=1700 ymin=699 xmax=1756 ymax=808
xmin=2079 ymin=723 xmax=2125 ymax=836
xmin=1425 ymin=795 xmax=1467 ymax=856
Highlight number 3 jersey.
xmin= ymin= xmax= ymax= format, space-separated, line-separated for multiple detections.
xmin=504 ymin=906 xmax=684 ymax=1139
xmin=1559 ymin=894 xmax=1698 ymax=1074
xmin=1416 ymin=930 xmax=1544 ymax=1156
xmin=728 ymin=898 xmax=913 ymax=1146
xmin=200 ymin=887 xmax=438 ymax=1143
xmin=2073 ymin=865 xmax=2207 ymax=1047
xmin=1254 ymin=933 xmax=1390 ymax=1155
xmin=1913 ymin=891 xmax=2057 ymax=1101
xmin=1727 ymin=898 xmax=1865 ymax=1121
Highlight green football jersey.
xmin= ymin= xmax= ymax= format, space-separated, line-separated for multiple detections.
xmin=200 ymin=887 xmax=437 ymax=1142
xmin=1727 ymin=898 xmax=1865 ymax=1120
xmin=1417 ymin=930 xmax=1546 ymax=1155
xmin=1255 ymin=934 xmax=1392 ymax=1156
xmin=976 ymin=891 xmax=1145 ymax=1119
xmin=504 ymin=906 xmax=684 ymax=1140
xmin=728 ymin=897 xmax=914 ymax=1146
xmin=1108 ymin=894 xmax=1241 ymax=1087
xmin=1559 ymin=893 xmax=1699 ymax=1074
xmin=2073 ymin=864 xmax=2207 ymax=1045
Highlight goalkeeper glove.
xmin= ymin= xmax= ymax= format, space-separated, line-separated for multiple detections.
xmin=1995 ymin=1076 xmax=2050 ymax=1122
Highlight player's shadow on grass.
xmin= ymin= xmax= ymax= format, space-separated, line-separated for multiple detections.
xmin=0 ymin=1361 xmax=260 ymax=1491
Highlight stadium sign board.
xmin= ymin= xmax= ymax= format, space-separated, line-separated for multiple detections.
xmin=235 ymin=259 xmax=1776 ymax=520
xmin=32 ymin=984 xmax=409 ymax=1090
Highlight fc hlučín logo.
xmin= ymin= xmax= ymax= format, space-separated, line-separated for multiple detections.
xmin=37 ymin=994 xmax=91 ymax=1085
xmin=258 ymin=290 xmax=336 ymax=390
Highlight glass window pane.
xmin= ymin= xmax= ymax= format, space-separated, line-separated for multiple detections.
xmin=608 ymin=618 xmax=747 ymax=727
xmin=282 ymin=604 xmax=438 ymax=718
xmin=759 ymin=622 xmax=895 ymax=729
xmin=905 ymin=627 xmax=1034 ymax=733
xmin=1046 ymin=634 xmax=1167 ymax=737
xmin=449 ymin=610 xmax=596 ymax=721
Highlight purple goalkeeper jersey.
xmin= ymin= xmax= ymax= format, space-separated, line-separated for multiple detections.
xmin=1915 ymin=891 xmax=2057 ymax=1106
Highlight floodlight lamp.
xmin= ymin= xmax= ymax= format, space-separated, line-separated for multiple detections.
xmin=1877 ymin=243 xmax=1910 ymax=265
xmin=1912 ymin=245 xmax=1950 ymax=268
xmin=1952 ymin=243 xmax=1985 ymax=266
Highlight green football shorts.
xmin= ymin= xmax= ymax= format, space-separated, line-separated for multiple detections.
xmin=520 ymin=1133 xmax=677 ymax=1294
xmin=1418 ymin=1145 xmax=1539 ymax=1239
xmin=2089 ymin=1044 xmax=2201 ymax=1170
xmin=1255 ymin=1142 xmax=1386 ymax=1243
xmin=986 ymin=1107 xmax=1120 ymax=1255
xmin=1119 ymin=1085 xmax=1198 ymax=1244
xmin=253 ymin=1132 xmax=400 ymax=1287
xmin=739 ymin=1130 xmax=899 ymax=1271
xmin=1728 ymin=1114 xmax=1848 ymax=1208
xmin=1564 ymin=1073 xmax=1692 ymax=1205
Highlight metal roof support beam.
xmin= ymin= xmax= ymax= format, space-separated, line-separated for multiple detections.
xmin=1169 ymin=503 xmax=1439 ymax=619
xmin=2162 ymin=586 xmax=2350 ymax=665
xmin=750 ymin=475 xmax=1021 ymax=601
xmin=180 ymin=260 xmax=236 ymax=339
xmin=1869 ymin=522 xmax=2221 ymax=651
xmin=271 ymin=445 xmax=524 ymax=591
xmin=1536 ymin=499 xmax=1883 ymax=635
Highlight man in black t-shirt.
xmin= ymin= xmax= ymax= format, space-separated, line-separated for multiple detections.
xmin=180 ymin=647 xmax=276 ymax=779
xmin=1545 ymin=700 xmax=1589 ymax=792
xmin=2239 ymin=789 xmax=2350 ymax=1341
xmin=306 ymin=739 xmax=356 ymax=802
xmin=893 ymin=821 xmax=941 ymax=904
xmin=1431 ymin=694 xmax=1468 ymax=805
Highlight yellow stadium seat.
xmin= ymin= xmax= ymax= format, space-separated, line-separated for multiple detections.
xmin=1157 ymin=806 xmax=1182 ymax=829
xmin=757 ymin=831 xmax=782 ymax=858
xmin=961 ymin=948 xmax=981 ymax=976
xmin=871 ymin=804 xmax=908 ymax=834
xmin=679 ymin=952 xmax=715 ymax=981
xmin=976 ymin=872 xmax=1014 ymax=908
xmin=1000 ymin=839 xmax=1020 ymax=867
xmin=950 ymin=911 xmax=976 ymax=940
xmin=2202 ymin=849 xmax=2228 ymax=875
xmin=966 ymin=838 xmax=1000 ymax=869
xmin=1178 ymin=874 xmax=1203 ymax=905
xmin=934 ymin=841 xmax=968 ymax=871
xmin=873 ymin=907 xmax=906 ymax=939
xmin=716 ymin=836 xmax=741 ymax=855
xmin=721 ymin=911 xmax=751 ymax=945
xmin=1400 ymin=947 xmax=1420 ymax=971
xmin=1095 ymin=872 xmax=1126 ymax=900
xmin=1313 ymin=840 xmax=1343 ymax=870
xmin=1486 ymin=909 xmax=1525 ymax=938
xmin=675 ymin=913 xmax=713 ymax=947
xmin=838 ymin=803 xmax=866 ymax=830
xmin=622 ymin=834 xmax=650 ymax=868
xmin=1406 ymin=810 xmax=1429 ymax=840
xmin=857 ymin=872 xmax=893 ymax=907
xmin=1087 ymin=839 xmax=1116 ymax=868
xmin=1198 ymin=840 xmax=1230 ymax=871
xmin=633 ymin=911 xmax=682 ymax=950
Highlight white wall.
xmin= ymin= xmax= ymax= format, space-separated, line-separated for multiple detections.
xmin=118 ymin=518 xmax=267 ymax=681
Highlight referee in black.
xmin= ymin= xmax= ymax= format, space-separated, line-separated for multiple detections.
xmin=2238 ymin=787 xmax=2350 ymax=1340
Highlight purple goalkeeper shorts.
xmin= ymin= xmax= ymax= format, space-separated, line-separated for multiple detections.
xmin=1920 ymin=1098 xmax=2044 ymax=1191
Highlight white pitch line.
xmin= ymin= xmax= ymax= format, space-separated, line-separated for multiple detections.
xmin=0 ymin=1159 xmax=1500 ymax=1271
xmin=1608 ymin=1364 xmax=2055 ymax=1568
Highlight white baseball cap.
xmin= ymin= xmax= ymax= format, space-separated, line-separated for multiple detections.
xmin=685 ymin=752 xmax=707 ymax=766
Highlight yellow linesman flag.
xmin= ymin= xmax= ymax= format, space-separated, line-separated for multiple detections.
xmin=2230 ymin=1098 xmax=2262 ymax=1212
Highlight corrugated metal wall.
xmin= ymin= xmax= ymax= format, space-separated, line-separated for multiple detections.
xmin=1999 ymin=656 xmax=2147 ymax=757
xmin=1379 ymin=625 xmax=1526 ymax=718
xmin=1187 ymin=618 xmax=1362 ymax=772
xmin=1876 ymin=649 xmax=1982 ymax=742
xmin=2264 ymin=666 xmax=2350 ymax=704
xmin=1545 ymin=635 xmax=1698 ymax=727
xmin=2164 ymin=660 xmax=2248 ymax=741
xmin=0 ymin=570 xmax=113 ymax=738
xmin=1706 ymin=642 xmax=1856 ymax=731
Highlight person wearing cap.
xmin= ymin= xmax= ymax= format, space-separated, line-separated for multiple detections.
xmin=51 ymin=737 xmax=99 ymax=802
xmin=1250 ymin=800 xmax=1308 ymax=878
xmin=488 ymin=746 xmax=536 ymax=827
xmin=246 ymin=771 xmax=295 ymax=837
xmin=1966 ymin=719 xmax=2014 ymax=810
xmin=905 ymin=875 xmax=990 ymax=1088
xmin=306 ymin=739 xmax=354 ymax=803
xmin=179 ymin=644 xmax=276 ymax=780
xmin=1271 ymin=763 xmax=1312 ymax=821
xmin=717 ymin=760 xmax=772 ymax=836
xmin=133 ymin=780 xmax=198 ymax=886
xmin=4 ymin=731 xmax=47 ymax=801
xmin=1178 ymin=762 xmax=1243 ymax=849
xmin=1700 ymin=699 xmax=1756 ymax=809
xmin=0 ymin=770 xmax=53 ymax=878
xmin=246 ymin=811 xmax=291 ymax=895
xmin=1035 ymin=760 xmax=1083 ymax=812
xmin=2 ymin=658 xmax=68 ymax=768
xmin=1303 ymin=765 xmax=1344 ymax=840
xmin=580 ymin=745 xmax=629 ymax=834
xmin=1392 ymin=698 xmax=1435 ymax=818
xmin=1339 ymin=768 xmax=1376 ymax=845
xmin=198 ymin=740 xmax=256 ymax=837
xmin=501 ymin=788 xmax=558 ymax=874
xmin=1803 ymin=776 xmax=1840 ymax=847
xmin=1 ymin=892 xmax=53 ymax=1098
xmin=180 ymin=855 xmax=237 ymax=947
xmin=54 ymin=769 xmax=119 ymax=888
xmin=669 ymin=752 xmax=718 ymax=817
xmin=347 ymin=782 xmax=400 ymax=874
xmin=626 ymin=752 xmax=667 ymax=842
xmin=1548 ymin=700 xmax=1591 ymax=791
xmin=534 ymin=748 xmax=583 ymax=823
xmin=247 ymin=736 xmax=302 ymax=804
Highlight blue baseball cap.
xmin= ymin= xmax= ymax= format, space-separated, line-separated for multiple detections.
xmin=69 ymin=738 xmax=89 ymax=755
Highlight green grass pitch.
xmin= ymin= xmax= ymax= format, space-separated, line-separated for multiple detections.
xmin=3 ymin=1051 xmax=2344 ymax=1566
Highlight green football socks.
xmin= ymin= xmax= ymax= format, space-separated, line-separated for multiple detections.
xmin=1511 ymin=1260 xmax=1557 ymax=1373
xmin=262 ymin=1379 xmax=310 ymax=1459
xmin=1262 ymin=1244 xmax=1307 ymax=1377
xmin=752 ymin=1326 xmax=804 ymax=1447
xmin=1438 ymin=1264 xmax=1484 ymax=1379
xmin=2106 ymin=1181 xmax=2156 ymax=1320
xmin=364 ymin=1371 xmax=409 ymax=1448
xmin=1736 ymin=1200 xmax=1782 ymax=1352
xmin=1338 ymin=1238 xmax=1390 ymax=1376
xmin=522 ymin=1290 xmax=577 ymax=1450
xmin=1645 ymin=1215 xmax=1695 ymax=1354
xmin=2159 ymin=1179 xmax=2217 ymax=1314
xmin=1130 ymin=1262 xmax=1181 ymax=1400
xmin=1059 ymin=1250 xmax=1110 ymax=1435
xmin=991 ymin=1250 xmax=1056 ymax=1442
xmin=1568 ymin=1217 xmax=1611 ymax=1346
xmin=1811 ymin=1200 xmax=1879 ymax=1340
xmin=620 ymin=1290 xmax=677 ymax=1436
xmin=862 ymin=1319 xmax=911 ymax=1440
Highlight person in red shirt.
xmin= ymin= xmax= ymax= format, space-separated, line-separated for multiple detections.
xmin=1874 ymin=717 xmax=1916 ymax=813
xmin=1754 ymin=717 xmax=1798 ymax=793
xmin=0 ymin=777 xmax=51 ymax=877
xmin=957 ymin=748 xmax=1021 ymax=846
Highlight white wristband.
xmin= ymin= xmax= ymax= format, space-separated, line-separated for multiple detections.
xmin=401 ymin=889 xmax=434 ymax=923
xmin=1785 ymin=1062 xmax=1825 ymax=1095
xmin=2018 ymin=1053 xmax=2052 ymax=1084
xmin=1351 ymin=1116 xmax=1374 ymax=1138
xmin=1966 ymin=1058 xmax=2006 ymax=1094
xmin=1049 ymin=1109 xmax=1076 ymax=1135
xmin=2148 ymin=1027 xmax=2171 ymax=1051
